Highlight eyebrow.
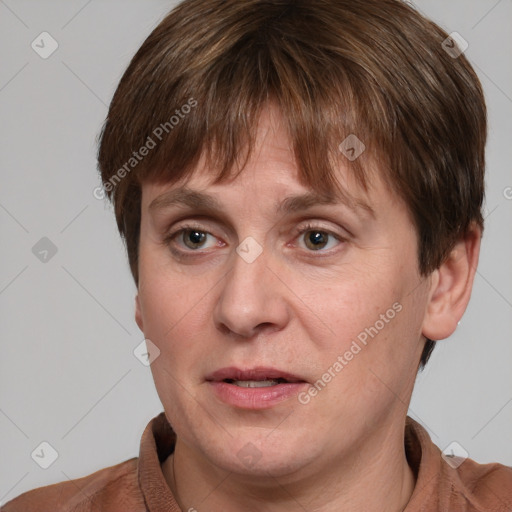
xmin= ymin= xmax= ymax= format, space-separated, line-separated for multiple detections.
xmin=148 ymin=186 xmax=375 ymax=218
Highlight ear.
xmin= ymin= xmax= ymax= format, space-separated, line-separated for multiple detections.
xmin=422 ymin=224 xmax=481 ymax=341
xmin=135 ymin=294 xmax=144 ymax=332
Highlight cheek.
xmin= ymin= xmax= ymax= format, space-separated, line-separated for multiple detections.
xmin=136 ymin=247 xmax=219 ymax=376
xmin=138 ymin=234 xmax=217 ymax=326
xmin=297 ymin=267 xmax=401 ymax=349
xmin=300 ymin=261 xmax=425 ymax=391
xmin=139 ymin=276 xmax=211 ymax=351
xmin=137 ymin=269 xmax=217 ymax=423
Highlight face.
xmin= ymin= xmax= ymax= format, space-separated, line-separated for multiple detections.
xmin=135 ymin=105 xmax=432 ymax=479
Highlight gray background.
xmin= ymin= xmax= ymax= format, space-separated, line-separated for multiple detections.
xmin=0 ymin=0 xmax=511 ymax=504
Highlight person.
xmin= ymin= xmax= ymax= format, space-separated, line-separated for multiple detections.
xmin=4 ymin=0 xmax=512 ymax=510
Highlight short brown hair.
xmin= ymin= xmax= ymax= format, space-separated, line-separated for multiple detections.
xmin=97 ymin=0 xmax=487 ymax=368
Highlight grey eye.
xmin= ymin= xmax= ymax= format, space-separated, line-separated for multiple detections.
xmin=182 ymin=229 xmax=208 ymax=249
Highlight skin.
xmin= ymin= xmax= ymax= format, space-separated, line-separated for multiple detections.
xmin=135 ymin=105 xmax=480 ymax=511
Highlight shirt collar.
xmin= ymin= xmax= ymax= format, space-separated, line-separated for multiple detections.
xmin=138 ymin=412 xmax=181 ymax=512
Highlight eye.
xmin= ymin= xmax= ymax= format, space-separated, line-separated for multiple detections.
xmin=171 ymin=227 xmax=219 ymax=251
xmin=296 ymin=225 xmax=342 ymax=251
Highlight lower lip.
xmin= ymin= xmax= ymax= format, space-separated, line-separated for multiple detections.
xmin=208 ymin=381 xmax=308 ymax=409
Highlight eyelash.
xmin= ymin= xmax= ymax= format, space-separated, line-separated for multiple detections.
xmin=164 ymin=222 xmax=345 ymax=256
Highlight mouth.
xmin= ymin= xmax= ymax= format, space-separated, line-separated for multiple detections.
xmin=222 ymin=378 xmax=292 ymax=388
xmin=206 ymin=367 xmax=308 ymax=409
xmin=206 ymin=367 xmax=306 ymax=385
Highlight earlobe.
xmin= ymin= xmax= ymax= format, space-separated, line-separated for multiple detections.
xmin=135 ymin=294 xmax=144 ymax=332
xmin=422 ymin=224 xmax=481 ymax=341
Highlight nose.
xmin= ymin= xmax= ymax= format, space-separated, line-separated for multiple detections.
xmin=213 ymin=243 xmax=291 ymax=339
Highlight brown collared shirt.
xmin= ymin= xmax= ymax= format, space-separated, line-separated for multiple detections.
xmin=3 ymin=413 xmax=512 ymax=511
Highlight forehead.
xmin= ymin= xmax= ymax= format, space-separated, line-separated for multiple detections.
xmin=141 ymin=163 xmax=378 ymax=225
xmin=141 ymin=104 xmax=387 ymax=217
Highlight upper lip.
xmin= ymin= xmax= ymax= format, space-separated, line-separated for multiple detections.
xmin=206 ymin=366 xmax=307 ymax=383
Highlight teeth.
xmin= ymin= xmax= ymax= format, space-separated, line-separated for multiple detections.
xmin=232 ymin=379 xmax=281 ymax=388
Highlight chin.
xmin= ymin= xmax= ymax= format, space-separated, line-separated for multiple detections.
xmin=222 ymin=451 xmax=307 ymax=479
xmin=199 ymin=429 xmax=317 ymax=479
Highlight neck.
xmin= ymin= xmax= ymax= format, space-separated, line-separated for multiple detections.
xmin=162 ymin=415 xmax=416 ymax=512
